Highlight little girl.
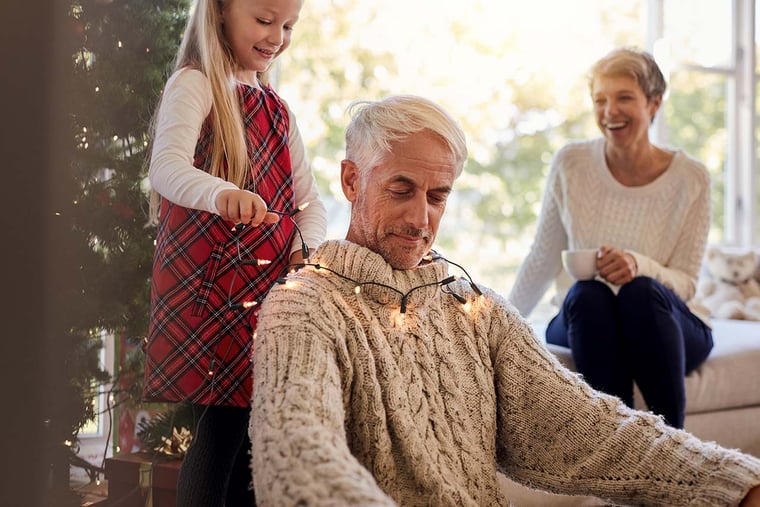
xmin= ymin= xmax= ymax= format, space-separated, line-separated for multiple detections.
xmin=141 ymin=0 xmax=326 ymax=505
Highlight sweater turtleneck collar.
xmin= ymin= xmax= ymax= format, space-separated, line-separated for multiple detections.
xmin=310 ymin=240 xmax=452 ymax=310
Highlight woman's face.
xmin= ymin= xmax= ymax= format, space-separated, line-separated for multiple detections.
xmin=221 ymin=0 xmax=303 ymax=78
xmin=591 ymin=74 xmax=661 ymax=151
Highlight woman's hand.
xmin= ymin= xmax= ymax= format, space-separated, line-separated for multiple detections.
xmin=597 ymin=245 xmax=638 ymax=285
xmin=215 ymin=189 xmax=280 ymax=226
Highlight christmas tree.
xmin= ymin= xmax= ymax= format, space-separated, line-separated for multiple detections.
xmin=45 ymin=0 xmax=189 ymax=503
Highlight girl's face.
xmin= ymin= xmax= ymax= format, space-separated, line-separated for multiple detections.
xmin=591 ymin=74 xmax=661 ymax=151
xmin=222 ymin=0 xmax=303 ymax=78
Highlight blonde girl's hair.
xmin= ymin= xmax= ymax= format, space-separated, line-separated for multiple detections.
xmin=148 ymin=0 xmax=270 ymax=223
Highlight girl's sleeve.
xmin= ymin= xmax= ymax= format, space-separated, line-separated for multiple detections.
xmin=148 ymin=68 xmax=238 ymax=213
xmin=285 ymin=103 xmax=328 ymax=254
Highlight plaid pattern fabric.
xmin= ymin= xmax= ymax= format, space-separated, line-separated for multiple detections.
xmin=143 ymin=84 xmax=295 ymax=407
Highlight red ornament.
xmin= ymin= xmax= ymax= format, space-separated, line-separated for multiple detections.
xmin=112 ymin=202 xmax=136 ymax=219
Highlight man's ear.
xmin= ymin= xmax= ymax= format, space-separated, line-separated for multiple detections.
xmin=341 ymin=159 xmax=360 ymax=203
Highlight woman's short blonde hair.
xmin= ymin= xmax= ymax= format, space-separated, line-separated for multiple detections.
xmin=589 ymin=47 xmax=667 ymax=101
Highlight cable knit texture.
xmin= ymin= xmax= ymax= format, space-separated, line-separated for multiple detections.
xmin=508 ymin=138 xmax=711 ymax=318
xmin=250 ymin=240 xmax=760 ymax=506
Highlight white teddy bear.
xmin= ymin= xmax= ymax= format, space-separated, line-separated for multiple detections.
xmin=694 ymin=245 xmax=760 ymax=321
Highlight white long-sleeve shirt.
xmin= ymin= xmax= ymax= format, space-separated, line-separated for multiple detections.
xmin=149 ymin=68 xmax=327 ymax=253
xmin=508 ymin=138 xmax=711 ymax=318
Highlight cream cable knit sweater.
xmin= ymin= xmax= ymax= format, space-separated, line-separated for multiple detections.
xmin=508 ymin=138 xmax=711 ymax=318
xmin=250 ymin=240 xmax=760 ymax=506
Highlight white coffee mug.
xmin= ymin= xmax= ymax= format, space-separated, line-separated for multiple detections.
xmin=561 ymin=249 xmax=598 ymax=281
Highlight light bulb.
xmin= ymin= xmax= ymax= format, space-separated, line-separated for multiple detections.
xmin=392 ymin=308 xmax=405 ymax=327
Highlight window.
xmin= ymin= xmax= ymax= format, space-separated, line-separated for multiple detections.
xmin=279 ymin=0 xmax=758 ymax=302
xmin=653 ymin=0 xmax=756 ymax=245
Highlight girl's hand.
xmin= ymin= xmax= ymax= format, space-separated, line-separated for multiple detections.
xmin=289 ymin=249 xmax=309 ymax=265
xmin=215 ymin=189 xmax=280 ymax=226
xmin=597 ymin=245 xmax=637 ymax=285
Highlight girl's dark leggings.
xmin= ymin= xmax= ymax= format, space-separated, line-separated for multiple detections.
xmin=176 ymin=404 xmax=255 ymax=507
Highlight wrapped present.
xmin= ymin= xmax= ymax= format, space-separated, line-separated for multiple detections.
xmin=104 ymin=452 xmax=181 ymax=507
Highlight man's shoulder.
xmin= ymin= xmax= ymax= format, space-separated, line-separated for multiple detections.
xmin=257 ymin=269 xmax=344 ymax=332
xmin=268 ymin=266 xmax=337 ymax=299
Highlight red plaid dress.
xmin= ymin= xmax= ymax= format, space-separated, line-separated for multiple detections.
xmin=142 ymin=84 xmax=295 ymax=407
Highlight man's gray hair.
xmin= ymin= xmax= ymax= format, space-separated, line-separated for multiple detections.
xmin=344 ymin=95 xmax=468 ymax=177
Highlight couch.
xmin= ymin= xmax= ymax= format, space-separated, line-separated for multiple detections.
xmin=497 ymin=318 xmax=760 ymax=505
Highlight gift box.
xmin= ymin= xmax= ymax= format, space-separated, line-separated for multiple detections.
xmin=104 ymin=452 xmax=181 ymax=507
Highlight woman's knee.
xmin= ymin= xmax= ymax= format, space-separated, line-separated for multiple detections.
xmin=617 ymin=277 xmax=686 ymax=346
xmin=564 ymin=280 xmax=615 ymax=313
xmin=617 ymin=277 xmax=671 ymax=313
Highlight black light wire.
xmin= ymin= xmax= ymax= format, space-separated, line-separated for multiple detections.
xmin=272 ymin=250 xmax=482 ymax=314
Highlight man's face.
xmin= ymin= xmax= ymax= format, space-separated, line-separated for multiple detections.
xmin=341 ymin=130 xmax=457 ymax=269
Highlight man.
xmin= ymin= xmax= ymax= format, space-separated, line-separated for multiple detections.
xmin=249 ymin=95 xmax=760 ymax=506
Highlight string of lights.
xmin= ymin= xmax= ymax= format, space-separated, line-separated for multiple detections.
xmin=227 ymin=202 xmax=310 ymax=311
xmin=276 ymin=262 xmax=463 ymax=314
xmin=226 ymin=201 xmax=483 ymax=316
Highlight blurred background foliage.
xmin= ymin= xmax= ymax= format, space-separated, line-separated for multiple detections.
xmin=277 ymin=0 xmax=647 ymax=294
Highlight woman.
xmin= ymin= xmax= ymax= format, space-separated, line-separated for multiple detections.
xmin=508 ymin=47 xmax=713 ymax=429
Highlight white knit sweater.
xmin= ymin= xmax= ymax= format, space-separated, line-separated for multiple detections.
xmin=508 ymin=138 xmax=711 ymax=318
xmin=250 ymin=240 xmax=760 ymax=506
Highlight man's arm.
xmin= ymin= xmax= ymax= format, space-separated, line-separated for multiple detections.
xmin=490 ymin=302 xmax=760 ymax=505
xmin=250 ymin=286 xmax=396 ymax=506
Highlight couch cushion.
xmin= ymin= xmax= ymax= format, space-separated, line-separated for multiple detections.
xmin=537 ymin=319 xmax=760 ymax=414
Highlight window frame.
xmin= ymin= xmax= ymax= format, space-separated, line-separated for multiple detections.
xmin=649 ymin=0 xmax=757 ymax=246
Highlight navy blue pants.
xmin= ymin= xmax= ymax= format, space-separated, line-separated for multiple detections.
xmin=176 ymin=404 xmax=255 ymax=507
xmin=546 ymin=277 xmax=713 ymax=428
